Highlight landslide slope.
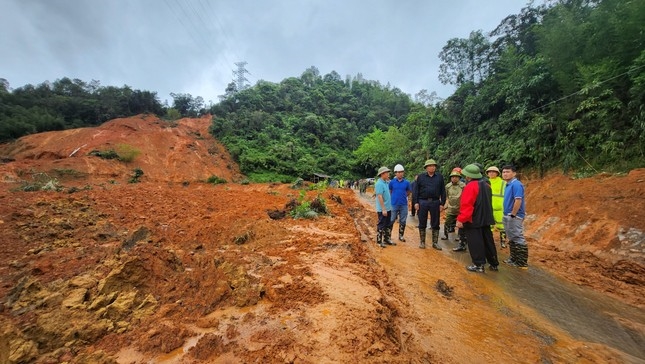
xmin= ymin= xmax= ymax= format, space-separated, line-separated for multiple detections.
xmin=0 ymin=114 xmax=243 ymax=185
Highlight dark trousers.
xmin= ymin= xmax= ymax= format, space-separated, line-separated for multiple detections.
xmin=417 ymin=200 xmax=440 ymax=230
xmin=465 ymin=227 xmax=499 ymax=266
xmin=377 ymin=211 xmax=393 ymax=231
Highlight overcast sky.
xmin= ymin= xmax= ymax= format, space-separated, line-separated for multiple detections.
xmin=1 ymin=0 xmax=531 ymax=105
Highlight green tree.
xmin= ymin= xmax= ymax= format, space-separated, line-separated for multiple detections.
xmin=438 ymin=30 xmax=492 ymax=86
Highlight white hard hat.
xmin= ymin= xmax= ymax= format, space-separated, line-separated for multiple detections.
xmin=394 ymin=164 xmax=405 ymax=172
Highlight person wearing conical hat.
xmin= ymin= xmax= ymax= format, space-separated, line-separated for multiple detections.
xmin=374 ymin=166 xmax=393 ymax=248
xmin=456 ymin=164 xmax=499 ymax=273
xmin=412 ymin=159 xmax=446 ymax=250
xmin=443 ymin=169 xmax=467 ymax=251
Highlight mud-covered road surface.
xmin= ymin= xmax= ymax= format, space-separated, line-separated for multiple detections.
xmin=0 ymin=116 xmax=643 ymax=363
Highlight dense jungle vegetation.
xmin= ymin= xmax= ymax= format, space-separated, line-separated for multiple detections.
xmin=1 ymin=0 xmax=643 ymax=181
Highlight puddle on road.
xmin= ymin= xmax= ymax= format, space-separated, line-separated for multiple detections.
xmin=444 ymin=242 xmax=645 ymax=360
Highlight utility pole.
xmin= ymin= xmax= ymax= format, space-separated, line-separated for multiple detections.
xmin=233 ymin=62 xmax=250 ymax=91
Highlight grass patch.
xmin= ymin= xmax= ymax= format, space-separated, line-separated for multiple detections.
xmin=115 ymin=144 xmax=140 ymax=163
xmin=52 ymin=168 xmax=86 ymax=178
xmin=88 ymin=144 xmax=140 ymax=163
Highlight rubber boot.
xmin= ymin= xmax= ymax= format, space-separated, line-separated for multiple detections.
xmin=431 ymin=229 xmax=442 ymax=250
xmin=399 ymin=224 xmax=406 ymax=242
xmin=514 ymin=244 xmax=529 ymax=269
xmin=377 ymin=230 xmax=386 ymax=248
xmin=419 ymin=229 xmax=426 ymax=249
xmin=441 ymin=225 xmax=449 ymax=240
xmin=500 ymin=231 xmax=507 ymax=248
xmin=453 ymin=229 xmax=467 ymax=251
xmin=385 ymin=227 xmax=396 ymax=245
xmin=504 ymin=241 xmax=516 ymax=264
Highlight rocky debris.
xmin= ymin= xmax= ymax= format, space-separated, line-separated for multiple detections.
xmin=267 ymin=208 xmax=287 ymax=220
xmin=435 ymin=279 xmax=454 ymax=299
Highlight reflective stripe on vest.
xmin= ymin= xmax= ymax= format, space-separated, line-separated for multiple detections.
xmin=491 ymin=180 xmax=505 ymax=197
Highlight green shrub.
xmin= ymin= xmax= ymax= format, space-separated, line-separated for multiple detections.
xmin=289 ymin=190 xmax=328 ymax=219
xmin=89 ymin=145 xmax=140 ymax=163
xmin=129 ymin=168 xmax=144 ymax=183
xmin=89 ymin=149 xmax=119 ymax=160
xmin=206 ymin=175 xmax=227 ymax=185
xmin=247 ymin=172 xmax=292 ymax=183
xmin=165 ymin=108 xmax=181 ymax=121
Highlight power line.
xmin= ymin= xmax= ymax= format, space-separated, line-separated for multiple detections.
xmin=163 ymin=0 xmax=207 ymax=55
xmin=170 ymin=0 xmax=217 ymax=55
xmin=195 ymin=1 xmax=245 ymax=90
xmin=163 ymin=0 xmax=236 ymax=97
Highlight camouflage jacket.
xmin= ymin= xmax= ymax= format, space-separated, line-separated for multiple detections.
xmin=445 ymin=181 xmax=466 ymax=214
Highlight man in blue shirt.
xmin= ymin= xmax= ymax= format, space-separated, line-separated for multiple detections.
xmin=501 ymin=165 xmax=528 ymax=269
xmin=390 ymin=164 xmax=412 ymax=243
xmin=375 ymin=166 xmax=393 ymax=248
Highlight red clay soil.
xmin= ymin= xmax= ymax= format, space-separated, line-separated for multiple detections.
xmin=0 ymin=115 xmax=643 ymax=363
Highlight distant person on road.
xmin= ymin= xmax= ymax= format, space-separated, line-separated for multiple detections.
xmin=456 ymin=164 xmax=499 ymax=273
xmin=359 ymin=179 xmax=367 ymax=195
xmin=486 ymin=166 xmax=507 ymax=248
xmin=375 ymin=166 xmax=393 ymax=248
xmin=443 ymin=169 xmax=467 ymax=251
xmin=501 ymin=164 xmax=529 ymax=269
xmin=413 ymin=159 xmax=446 ymax=250
xmin=389 ymin=164 xmax=412 ymax=242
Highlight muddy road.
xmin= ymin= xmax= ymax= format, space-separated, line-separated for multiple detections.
xmin=355 ymin=191 xmax=645 ymax=363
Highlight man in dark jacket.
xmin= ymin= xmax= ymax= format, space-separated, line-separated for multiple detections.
xmin=413 ymin=159 xmax=446 ymax=249
xmin=456 ymin=164 xmax=499 ymax=272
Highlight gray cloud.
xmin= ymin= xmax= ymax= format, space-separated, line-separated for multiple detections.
xmin=1 ymin=0 xmax=531 ymax=104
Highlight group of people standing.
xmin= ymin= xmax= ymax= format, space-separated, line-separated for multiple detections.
xmin=373 ymin=159 xmax=528 ymax=273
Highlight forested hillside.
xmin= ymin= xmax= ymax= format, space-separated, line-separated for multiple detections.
xmin=211 ymin=0 xmax=644 ymax=178
xmin=1 ymin=0 xmax=643 ymax=180
xmin=209 ymin=67 xmax=412 ymax=181
xmin=426 ymin=0 xmax=645 ymax=175
xmin=0 ymin=78 xmax=165 ymax=140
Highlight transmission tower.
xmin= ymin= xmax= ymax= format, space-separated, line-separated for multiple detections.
xmin=233 ymin=61 xmax=250 ymax=91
